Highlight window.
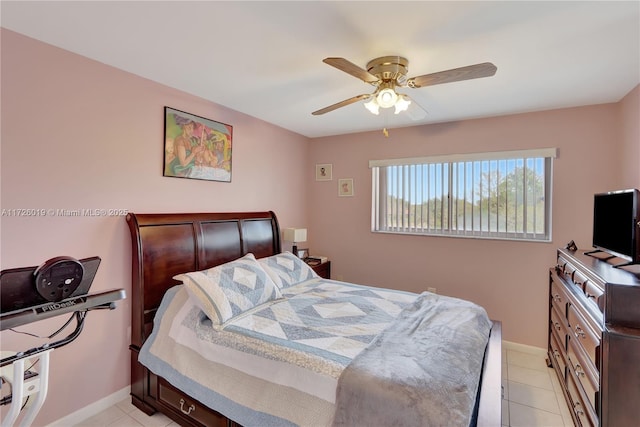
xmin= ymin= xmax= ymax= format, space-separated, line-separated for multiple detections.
xmin=370 ymin=148 xmax=556 ymax=241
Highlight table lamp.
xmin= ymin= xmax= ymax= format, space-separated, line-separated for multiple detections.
xmin=283 ymin=228 xmax=307 ymax=257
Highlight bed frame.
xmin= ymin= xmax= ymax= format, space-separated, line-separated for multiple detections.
xmin=126 ymin=211 xmax=502 ymax=427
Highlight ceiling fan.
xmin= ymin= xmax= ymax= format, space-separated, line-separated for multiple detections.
xmin=312 ymin=56 xmax=497 ymax=117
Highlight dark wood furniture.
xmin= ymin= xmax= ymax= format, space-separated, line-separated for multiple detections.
xmin=548 ymin=248 xmax=640 ymax=426
xmin=126 ymin=211 xmax=502 ymax=427
xmin=310 ymin=260 xmax=331 ymax=279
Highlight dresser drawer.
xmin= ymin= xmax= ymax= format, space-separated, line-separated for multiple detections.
xmin=567 ymin=338 xmax=599 ymax=411
xmin=550 ymin=273 xmax=570 ymax=316
xmin=556 ymin=254 xmax=569 ymax=274
xmin=568 ymin=304 xmax=601 ymax=368
xmin=558 ymin=255 xmax=576 ymax=282
xmin=584 ymin=280 xmax=604 ymax=313
xmin=572 ymin=269 xmax=590 ymax=292
xmin=550 ymin=304 xmax=568 ymax=347
xmin=567 ymin=364 xmax=597 ymax=427
xmin=549 ymin=328 xmax=567 ymax=381
xmin=158 ymin=378 xmax=228 ymax=427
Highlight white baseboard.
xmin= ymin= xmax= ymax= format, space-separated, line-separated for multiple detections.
xmin=46 ymin=386 xmax=129 ymax=427
xmin=503 ymin=340 xmax=547 ymax=356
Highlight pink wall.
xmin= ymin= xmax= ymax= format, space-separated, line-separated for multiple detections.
xmin=308 ymin=96 xmax=640 ymax=348
xmin=1 ymin=28 xmax=639 ymax=425
xmin=619 ymin=85 xmax=640 ymax=186
xmin=0 ymin=29 xmax=310 ymax=425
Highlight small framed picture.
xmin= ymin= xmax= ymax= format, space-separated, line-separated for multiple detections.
xmin=338 ymin=178 xmax=354 ymax=197
xmin=316 ymin=164 xmax=332 ymax=181
xmin=297 ymin=248 xmax=309 ymax=259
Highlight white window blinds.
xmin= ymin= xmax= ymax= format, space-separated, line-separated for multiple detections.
xmin=370 ymin=148 xmax=556 ymax=241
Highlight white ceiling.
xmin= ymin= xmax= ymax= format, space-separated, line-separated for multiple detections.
xmin=2 ymin=1 xmax=639 ymax=138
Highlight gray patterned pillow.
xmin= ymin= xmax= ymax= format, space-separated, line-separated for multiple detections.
xmin=259 ymin=251 xmax=319 ymax=289
xmin=174 ymin=253 xmax=282 ymax=326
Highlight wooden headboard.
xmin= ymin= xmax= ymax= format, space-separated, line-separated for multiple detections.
xmin=126 ymin=211 xmax=280 ymax=349
xmin=126 ymin=211 xmax=281 ymax=417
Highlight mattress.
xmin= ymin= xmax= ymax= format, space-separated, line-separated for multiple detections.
xmin=139 ymin=278 xmax=490 ymax=426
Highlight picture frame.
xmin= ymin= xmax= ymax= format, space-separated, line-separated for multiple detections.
xmin=297 ymin=248 xmax=309 ymax=259
xmin=315 ymin=164 xmax=333 ymax=181
xmin=338 ymin=178 xmax=354 ymax=197
xmin=163 ymin=106 xmax=233 ymax=182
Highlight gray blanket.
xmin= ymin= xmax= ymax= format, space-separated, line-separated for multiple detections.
xmin=332 ymin=292 xmax=492 ymax=427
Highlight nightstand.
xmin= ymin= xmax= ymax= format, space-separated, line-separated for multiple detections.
xmin=309 ymin=261 xmax=331 ymax=279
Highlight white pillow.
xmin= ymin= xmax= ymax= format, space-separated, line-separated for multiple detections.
xmin=258 ymin=251 xmax=319 ymax=289
xmin=174 ymin=253 xmax=281 ymax=325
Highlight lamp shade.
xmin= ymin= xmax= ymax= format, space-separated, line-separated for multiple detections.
xmin=283 ymin=228 xmax=307 ymax=243
xmin=376 ymin=88 xmax=398 ymax=108
xmin=394 ymin=94 xmax=411 ymax=114
xmin=364 ymin=97 xmax=380 ymax=115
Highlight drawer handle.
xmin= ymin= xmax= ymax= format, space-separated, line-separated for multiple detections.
xmin=574 ymin=401 xmax=585 ymax=416
xmin=554 ymin=322 xmax=561 ymax=331
xmin=179 ymin=398 xmax=195 ymax=415
xmin=553 ymin=349 xmax=561 ymax=359
xmin=553 ymin=294 xmax=562 ymax=303
xmin=574 ymin=325 xmax=586 ymax=339
xmin=575 ymin=364 xmax=585 ymax=377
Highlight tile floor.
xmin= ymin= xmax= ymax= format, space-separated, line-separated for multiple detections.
xmin=74 ymin=344 xmax=576 ymax=427
xmin=501 ymin=344 xmax=574 ymax=427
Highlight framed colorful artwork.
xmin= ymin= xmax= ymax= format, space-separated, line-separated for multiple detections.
xmin=338 ymin=178 xmax=354 ymax=197
xmin=315 ymin=164 xmax=333 ymax=181
xmin=163 ymin=107 xmax=233 ymax=182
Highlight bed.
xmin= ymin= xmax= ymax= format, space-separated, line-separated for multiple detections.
xmin=126 ymin=211 xmax=502 ymax=427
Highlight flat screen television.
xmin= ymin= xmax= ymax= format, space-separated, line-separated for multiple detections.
xmin=591 ymin=188 xmax=640 ymax=267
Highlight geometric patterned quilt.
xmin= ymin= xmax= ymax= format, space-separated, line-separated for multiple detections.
xmin=179 ymin=278 xmax=417 ymax=376
xmin=224 ymin=279 xmax=417 ymax=366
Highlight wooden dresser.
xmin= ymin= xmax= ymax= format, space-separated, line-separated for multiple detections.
xmin=548 ymin=248 xmax=640 ymax=426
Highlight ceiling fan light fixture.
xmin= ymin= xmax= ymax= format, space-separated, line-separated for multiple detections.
xmin=364 ymin=97 xmax=380 ymax=115
xmin=394 ymin=94 xmax=411 ymax=114
xmin=376 ymin=88 xmax=398 ymax=108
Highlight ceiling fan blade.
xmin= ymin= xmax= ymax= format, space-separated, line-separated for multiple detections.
xmin=323 ymin=58 xmax=380 ymax=84
xmin=312 ymin=94 xmax=370 ymax=115
xmin=402 ymin=94 xmax=428 ymax=120
xmin=407 ymin=62 xmax=497 ymax=88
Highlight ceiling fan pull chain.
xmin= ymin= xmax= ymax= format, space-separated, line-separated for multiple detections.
xmin=382 ymin=108 xmax=390 ymax=137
